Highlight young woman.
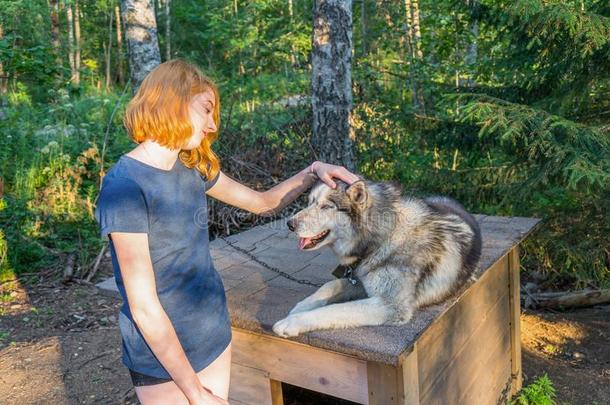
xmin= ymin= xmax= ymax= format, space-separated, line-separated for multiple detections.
xmin=94 ymin=59 xmax=359 ymax=405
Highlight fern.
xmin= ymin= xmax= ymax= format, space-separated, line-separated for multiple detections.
xmin=445 ymin=93 xmax=610 ymax=194
xmin=512 ymin=374 xmax=557 ymax=405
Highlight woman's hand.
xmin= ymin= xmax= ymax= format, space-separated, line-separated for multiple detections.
xmin=188 ymin=383 xmax=229 ymax=405
xmin=309 ymin=161 xmax=361 ymax=189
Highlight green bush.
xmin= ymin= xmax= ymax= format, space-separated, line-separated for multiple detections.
xmin=512 ymin=374 xmax=557 ymax=405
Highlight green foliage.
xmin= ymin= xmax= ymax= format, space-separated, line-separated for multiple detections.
xmin=512 ymin=374 xmax=557 ymax=405
xmin=0 ymin=87 xmax=129 ymax=275
xmin=1 ymin=0 xmax=609 ymax=288
xmin=447 ymin=94 xmax=610 ymax=193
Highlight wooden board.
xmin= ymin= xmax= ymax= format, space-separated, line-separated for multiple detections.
xmin=232 ymin=328 xmax=369 ymax=404
xmin=270 ymin=380 xmax=284 ymax=405
xmin=401 ymin=347 xmax=420 ymax=405
xmin=418 ymin=256 xmax=512 ymax=404
xmin=420 ymin=298 xmax=510 ymax=404
xmin=508 ymin=247 xmax=523 ymax=394
xmin=417 ymin=257 xmax=509 ymax=387
xmin=228 ymin=363 xmax=272 ymax=405
xmin=367 ymin=361 xmax=404 ymax=405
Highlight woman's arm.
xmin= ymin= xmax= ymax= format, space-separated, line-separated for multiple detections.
xmin=205 ymin=161 xmax=360 ymax=216
xmin=111 ymin=232 xmax=226 ymax=404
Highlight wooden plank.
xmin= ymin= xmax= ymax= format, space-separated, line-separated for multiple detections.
xmin=367 ymin=361 xmax=403 ymax=405
xmin=508 ymin=247 xmax=522 ymax=395
xmin=456 ymin=293 xmax=512 ymax=405
xmin=232 ymin=328 xmax=369 ymax=404
xmin=420 ymin=288 xmax=511 ymax=404
xmin=228 ymin=363 xmax=272 ymax=405
xmin=400 ymin=346 xmax=420 ymax=405
xmin=417 ymin=257 xmax=509 ymax=386
xmin=270 ymin=380 xmax=284 ymax=405
xmin=457 ymin=338 xmax=512 ymax=405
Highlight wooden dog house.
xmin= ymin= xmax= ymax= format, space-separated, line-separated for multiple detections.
xmin=98 ymin=215 xmax=539 ymax=404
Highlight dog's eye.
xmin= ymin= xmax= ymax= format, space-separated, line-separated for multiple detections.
xmin=320 ymin=204 xmax=333 ymax=210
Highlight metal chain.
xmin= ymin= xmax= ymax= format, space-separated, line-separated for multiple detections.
xmin=219 ymin=236 xmax=323 ymax=288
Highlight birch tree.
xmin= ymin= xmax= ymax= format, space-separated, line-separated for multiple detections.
xmin=74 ymin=0 xmax=81 ymax=85
xmin=104 ymin=10 xmax=114 ymax=89
xmin=464 ymin=0 xmax=478 ymax=87
xmin=66 ymin=2 xmax=76 ymax=83
xmin=164 ymin=0 xmax=171 ymax=60
xmin=404 ymin=0 xmax=425 ymax=113
xmin=311 ymin=0 xmax=356 ymax=171
xmin=121 ymin=0 xmax=161 ymax=91
xmin=115 ymin=6 xmax=125 ymax=85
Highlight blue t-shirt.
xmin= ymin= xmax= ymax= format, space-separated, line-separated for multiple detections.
xmin=94 ymin=154 xmax=231 ymax=378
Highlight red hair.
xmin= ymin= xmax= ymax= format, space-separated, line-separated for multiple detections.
xmin=123 ymin=59 xmax=220 ymax=180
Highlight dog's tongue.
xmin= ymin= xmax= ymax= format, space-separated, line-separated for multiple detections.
xmin=299 ymin=237 xmax=313 ymax=250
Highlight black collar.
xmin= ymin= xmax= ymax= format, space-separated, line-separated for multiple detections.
xmin=331 ymin=259 xmax=362 ymax=285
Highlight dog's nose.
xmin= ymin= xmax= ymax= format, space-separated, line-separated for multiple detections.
xmin=287 ymin=218 xmax=296 ymax=232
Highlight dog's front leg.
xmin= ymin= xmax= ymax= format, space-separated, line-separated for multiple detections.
xmin=273 ymin=297 xmax=390 ymax=337
xmin=289 ymin=278 xmax=367 ymax=315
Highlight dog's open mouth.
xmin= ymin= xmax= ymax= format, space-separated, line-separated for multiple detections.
xmin=299 ymin=230 xmax=330 ymax=250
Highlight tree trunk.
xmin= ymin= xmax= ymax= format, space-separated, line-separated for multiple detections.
xmin=121 ymin=0 xmax=162 ymax=91
xmin=410 ymin=0 xmax=422 ymax=59
xmin=105 ymin=11 xmax=114 ymax=89
xmin=360 ymin=0 xmax=367 ymax=56
xmin=115 ymin=6 xmax=125 ymax=85
xmin=0 ymin=23 xmax=6 ymax=96
xmin=463 ymin=0 xmax=478 ymax=87
xmin=165 ymin=0 xmax=171 ymax=60
xmin=288 ymin=0 xmax=298 ymax=67
xmin=66 ymin=3 xmax=76 ymax=83
xmin=311 ymin=0 xmax=355 ymax=171
xmin=74 ymin=0 xmax=81 ymax=85
xmin=49 ymin=0 xmax=61 ymax=67
xmin=404 ymin=0 xmax=425 ymax=113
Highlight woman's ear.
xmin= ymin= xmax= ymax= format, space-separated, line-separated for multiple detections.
xmin=346 ymin=180 xmax=367 ymax=205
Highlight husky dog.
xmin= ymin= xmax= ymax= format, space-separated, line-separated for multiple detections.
xmin=272 ymin=179 xmax=482 ymax=337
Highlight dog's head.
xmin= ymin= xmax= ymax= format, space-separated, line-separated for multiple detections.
xmin=286 ymin=180 xmax=371 ymax=251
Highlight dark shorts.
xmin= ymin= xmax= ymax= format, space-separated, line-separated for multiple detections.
xmin=129 ymin=369 xmax=172 ymax=387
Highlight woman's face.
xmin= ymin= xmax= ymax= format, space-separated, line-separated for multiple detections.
xmin=183 ymin=89 xmax=217 ymax=150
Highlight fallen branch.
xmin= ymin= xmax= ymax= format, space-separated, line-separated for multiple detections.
xmin=76 ymin=349 xmax=115 ymax=369
xmin=85 ymin=243 xmax=107 ymax=282
xmin=526 ymin=289 xmax=610 ymax=310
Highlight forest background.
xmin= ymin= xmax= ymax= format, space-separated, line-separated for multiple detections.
xmin=0 ymin=0 xmax=608 ymax=293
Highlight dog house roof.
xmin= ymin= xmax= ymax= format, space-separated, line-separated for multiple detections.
xmin=214 ymin=215 xmax=540 ymax=366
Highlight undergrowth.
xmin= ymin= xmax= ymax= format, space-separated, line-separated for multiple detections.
xmin=0 ymin=81 xmax=608 ymax=289
xmin=512 ymin=374 xmax=557 ymax=405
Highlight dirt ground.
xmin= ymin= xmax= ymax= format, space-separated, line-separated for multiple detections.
xmin=1 ymin=262 xmax=609 ymax=405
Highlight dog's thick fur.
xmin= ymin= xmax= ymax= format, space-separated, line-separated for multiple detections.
xmin=272 ymin=179 xmax=482 ymax=337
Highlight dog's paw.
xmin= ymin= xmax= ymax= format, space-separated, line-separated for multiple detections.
xmin=272 ymin=316 xmax=305 ymax=337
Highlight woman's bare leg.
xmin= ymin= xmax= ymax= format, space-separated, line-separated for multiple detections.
xmin=134 ymin=343 xmax=232 ymax=404
xmin=196 ymin=343 xmax=232 ymax=399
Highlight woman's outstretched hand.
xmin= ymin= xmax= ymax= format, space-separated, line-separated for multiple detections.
xmin=309 ymin=161 xmax=361 ymax=189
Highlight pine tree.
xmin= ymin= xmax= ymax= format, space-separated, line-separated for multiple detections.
xmin=446 ymin=0 xmax=610 ymax=286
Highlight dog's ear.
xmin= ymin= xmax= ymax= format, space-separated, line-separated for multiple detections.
xmin=346 ymin=181 xmax=367 ymax=205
